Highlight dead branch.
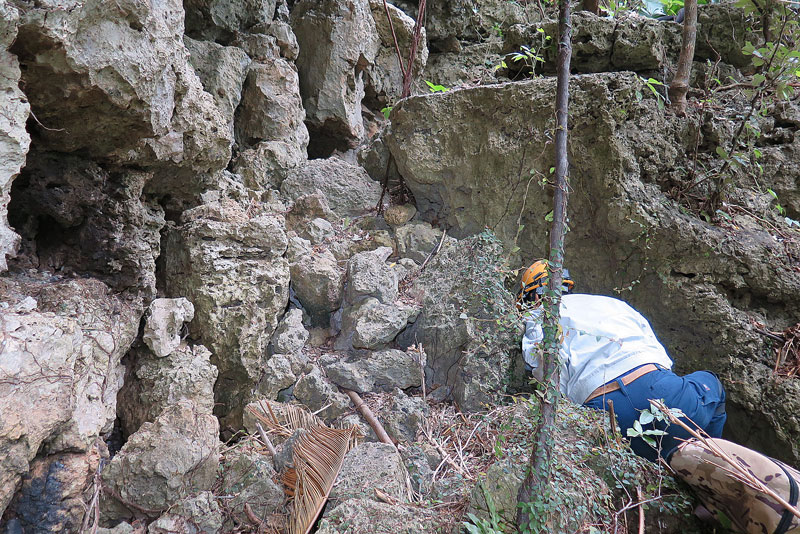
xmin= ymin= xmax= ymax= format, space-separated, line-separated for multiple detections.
xmin=344 ymin=389 xmax=395 ymax=446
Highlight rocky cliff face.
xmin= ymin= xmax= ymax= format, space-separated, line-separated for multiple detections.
xmin=0 ymin=0 xmax=798 ymax=531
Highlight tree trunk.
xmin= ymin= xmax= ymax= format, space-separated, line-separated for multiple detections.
xmin=669 ymin=0 xmax=698 ymax=116
xmin=515 ymin=0 xmax=572 ymax=527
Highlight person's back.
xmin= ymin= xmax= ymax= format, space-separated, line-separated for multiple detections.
xmin=522 ymin=293 xmax=673 ymax=404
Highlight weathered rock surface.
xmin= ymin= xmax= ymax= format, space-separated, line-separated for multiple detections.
xmin=271 ymin=308 xmax=309 ymax=355
xmin=0 ymin=4 xmax=30 ymax=273
xmin=233 ymin=58 xmax=309 ymax=189
xmin=286 ymin=236 xmax=344 ymax=325
xmin=388 ymin=72 xmax=800 ymax=459
xmin=4 ymin=441 xmax=107 ymax=534
xmin=396 ymin=234 xmax=519 ymax=412
xmin=163 ymin=198 xmax=289 ymax=429
xmin=328 ymin=442 xmax=409 ymax=506
xmin=336 ymin=297 xmax=419 ymax=350
xmin=382 ymin=389 xmax=428 ymax=443
xmin=282 ymin=158 xmax=383 ymax=219
xmin=293 ymin=367 xmax=351 ymax=422
xmin=184 ymin=0 xmax=278 ymax=42
xmin=345 ymin=247 xmax=398 ymax=304
xmin=185 ymin=37 xmax=251 ymax=133
xmin=101 ymin=401 xmax=220 ymax=523
xmin=142 ymin=298 xmax=195 ymax=358
xmin=117 ymin=343 xmax=218 ymax=437
xmin=317 ymin=498 xmax=440 ymax=534
xmin=394 ymin=222 xmax=446 ymax=264
xmin=148 ymin=491 xmax=223 ymax=534
xmin=323 ymin=349 xmax=423 ymax=393
xmin=0 ymin=275 xmax=140 ymax=516
xmin=291 ymin=0 xmax=380 ymax=152
xmin=218 ymin=446 xmax=284 ymax=528
xmin=255 ymin=354 xmax=297 ymax=400
xmin=9 ymin=154 xmax=165 ymax=301
xmin=11 ymin=0 xmax=232 ymax=186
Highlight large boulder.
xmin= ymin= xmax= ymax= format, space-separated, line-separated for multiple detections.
xmin=184 ymin=0 xmax=278 ymax=43
xmin=217 ymin=445 xmax=284 ymax=529
xmin=0 ymin=276 xmax=140 ymax=517
xmin=291 ymin=0 xmax=380 ymax=153
xmin=387 ymin=71 xmax=800 ymax=460
xmin=323 ymin=348 xmax=423 ymax=393
xmin=0 ymin=4 xmax=30 ymax=272
xmin=101 ymin=401 xmax=220 ymax=523
xmin=163 ymin=198 xmax=289 ymax=430
xmin=316 ymin=498 xmax=441 ymax=534
xmin=11 ymin=0 xmax=232 ymax=191
xmin=148 ymin=492 xmax=223 ymax=534
xmin=281 ymin=158 xmax=383 ymax=219
xmin=286 ymin=236 xmax=344 ymax=325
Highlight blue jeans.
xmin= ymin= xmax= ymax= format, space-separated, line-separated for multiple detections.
xmin=584 ymin=366 xmax=727 ymax=462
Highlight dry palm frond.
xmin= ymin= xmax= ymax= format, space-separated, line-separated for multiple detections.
xmin=247 ymin=400 xmax=325 ymax=437
xmin=290 ymin=423 xmax=360 ymax=534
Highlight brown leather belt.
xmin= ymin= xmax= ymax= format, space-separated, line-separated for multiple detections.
xmin=584 ymin=364 xmax=659 ymax=403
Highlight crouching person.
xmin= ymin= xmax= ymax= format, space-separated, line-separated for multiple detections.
xmin=518 ymin=260 xmax=727 ymax=462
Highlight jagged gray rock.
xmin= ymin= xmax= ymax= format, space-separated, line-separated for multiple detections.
xmin=291 ymin=0 xmax=380 ymax=150
xmin=336 ymin=297 xmax=420 ymax=350
xmin=323 ymin=349 xmax=424 ymax=393
xmin=234 ymin=58 xmax=309 ymax=189
xmin=117 ymin=343 xmax=218 ymax=437
xmin=0 ymin=4 xmax=30 ymax=273
xmin=9 ymin=154 xmax=166 ymax=301
xmin=317 ymin=498 xmax=441 ymax=534
xmin=148 ymin=492 xmax=223 ymax=534
xmin=328 ymin=443 xmax=409 ymax=506
xmin=0 ymin=275 xmax=140 ymax=516
xmin=163 ymin=198 xmax=289 ymax=429
xmin=345 ymin=246 xmax=398 ymax=304
xmin=272 ymin=308 xmax=309 ymax=354
xmin=12 ymin=0 xmax=232 ymax=186
xmin=287 ymin=236 xmax=344 ymax=325
xmin=101 ymin=401 xmax=220 ymax=523
xmin=142 ymin=298 xmax=195 ymax=358
xmin=185 ymin=37 xmax=251 ymax=134
xmin=184 ymin=0 xmax=278 ymax=42
xmin=282 ymin=158 xmax=383 ymax=219
xmin=293 ymin=367 xmax=351 ymax=422
xmin=382 ymin=389 xmax=428 ymax=443
xmin=395 ymin=222 xmax=446 ymax=264
xmin=256 ymin=354 xmax=297 ymax=399
xmin=218 ymin=446 xmax=284 ymax=529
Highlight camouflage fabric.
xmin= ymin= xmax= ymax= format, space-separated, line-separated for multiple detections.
xmin=670 ymin=438 xmax=800 ymax=534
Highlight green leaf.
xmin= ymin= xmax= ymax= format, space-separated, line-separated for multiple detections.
xmin=544 ymin=210 xmax=554 ymax=222
xmin=639 ymin=411 xmax=655 ymax=425
xmin=715 ymin=146 xmax=729 ymax=159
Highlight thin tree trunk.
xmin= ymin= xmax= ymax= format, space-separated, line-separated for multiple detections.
xmin=669 ymin=0 xmax=697 ymax=116
xmin=515 ymin=0 xmax=572 ymax=528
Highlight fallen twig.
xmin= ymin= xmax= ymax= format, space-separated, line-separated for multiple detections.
xmin=419 ymin=229 xmax=447 ymax=271
xmin=256 ymin=422 xmax=277 ymax=456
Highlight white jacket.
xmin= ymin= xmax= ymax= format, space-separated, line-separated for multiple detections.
xmin=522 ymin=294 xmax=673 ymax=404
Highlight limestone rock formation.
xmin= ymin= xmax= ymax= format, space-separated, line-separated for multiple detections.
xmin=271 ymin=308 xmax=309 ymax=355
xmin=286 ymin=236 xmax=344 ymax=325
xmin=163 ymin=198 xmax=289 ymax=429
xmin=8 ymin=154 xmax=165 ymax=301
xmin=218 ymin=446 xmax=284 ymax=528
xmin=142 ymin=298 xmax=195 ymax=358
xmin=101 ymin=401 xmax=220 ymax=523
xmin=148 ymin=492 xmax=223 ymax=534
xmin=0 ymin=3 xmax=30 ymax=273
xmin=184 ymin=0 xmax=278 ymax=42
xmin=281 ymin=158 xmax=383 ymax=219
xmin=328 ymin=442 xmax=410 ymax=506
xmin=0 ymin=276 xmax=140 ymax=517
xmin=323 ymin=348 xmax=424 ymax=393
xmin=11 ymin=0 xmax=232 ymax=189
xmin=317 ymin=498 xmax=440 ymax=534
xmin=291 ymin=0 xmax=380 ymax=153
xmin=117 ymin=343 xmax=218 ymax=437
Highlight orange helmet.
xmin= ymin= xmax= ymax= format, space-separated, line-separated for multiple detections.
xmin=516 ymin=260 xmax=574 ymax=305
